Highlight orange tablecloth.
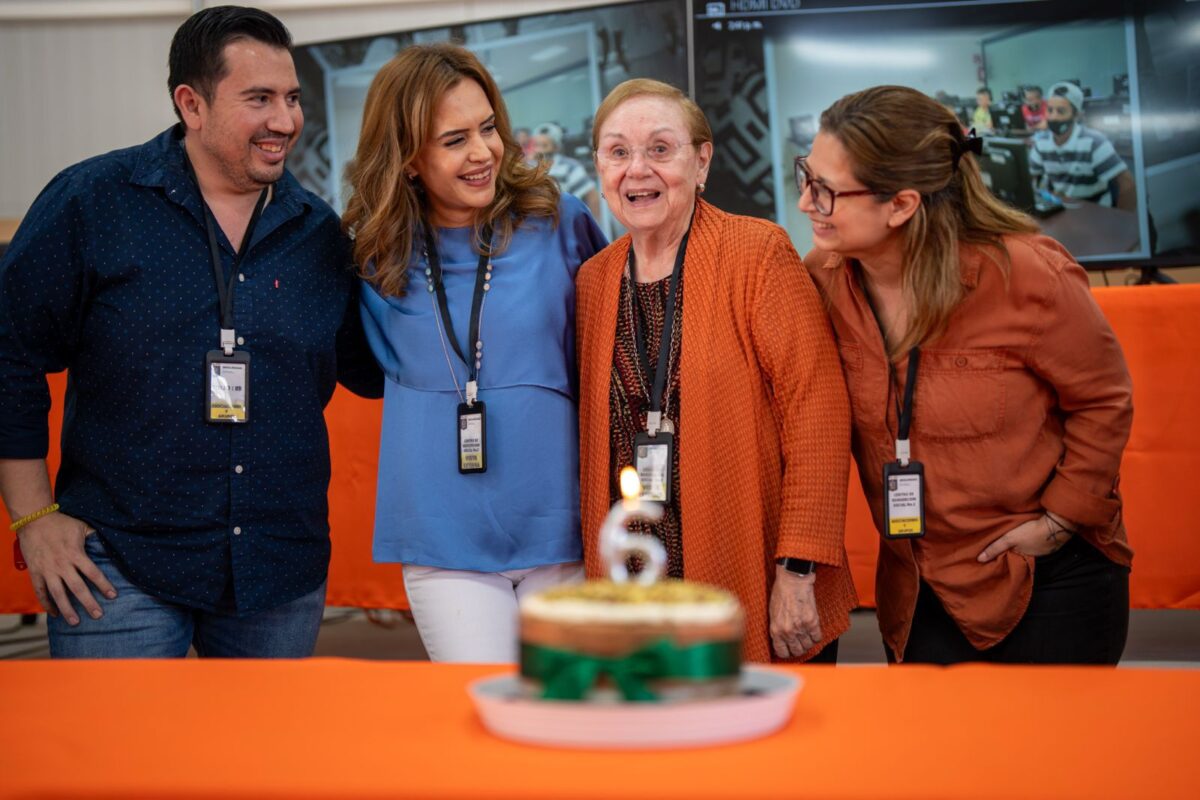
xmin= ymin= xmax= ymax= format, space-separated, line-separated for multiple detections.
xmin=0 ymin=660 xmax=1194 ymax=799
xmin=2 ymin=284 xmax=1199 ymax=613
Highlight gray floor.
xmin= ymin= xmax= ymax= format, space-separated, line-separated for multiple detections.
xmin=4 ymin=607 xmax=1198 ymax=665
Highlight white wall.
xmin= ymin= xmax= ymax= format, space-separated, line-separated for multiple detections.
xmin=983 ymin=19 xmax=1129 ymax=102
xmin=0 ymin=0 xmax=611 ymax=218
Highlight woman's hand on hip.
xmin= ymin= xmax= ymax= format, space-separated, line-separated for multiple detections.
xmin=977 ymin=514 xmax=1075 ymax=562
xmin=769 ymin=566 xmax=823 ymax=659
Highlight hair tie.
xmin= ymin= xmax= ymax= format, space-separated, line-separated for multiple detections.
xmin=953 ymin=128 xmax=984 ymax=168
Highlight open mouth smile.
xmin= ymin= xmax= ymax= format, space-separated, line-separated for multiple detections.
xmin=625 ymin=189 xmax=661 ymax=205
xmin=460 ymin=167 xmax=493 ymax=187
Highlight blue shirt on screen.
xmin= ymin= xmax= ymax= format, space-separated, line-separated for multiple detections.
xmin=0 ymin=127 xmax=382 ymax=615
xmin=361 ymin=194 xmax=606 ymax=572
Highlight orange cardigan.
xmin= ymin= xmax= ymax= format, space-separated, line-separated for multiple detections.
xmin=576 ymin=200 xmax=858 ymax=662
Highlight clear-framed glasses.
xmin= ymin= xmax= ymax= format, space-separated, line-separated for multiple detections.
xmin=595 ymin=141 xmax=696 ymax=168
xmin=794 ymin=156 xmax=885 ymax=216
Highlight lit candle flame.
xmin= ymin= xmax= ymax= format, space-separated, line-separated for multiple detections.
xmin=619 ymin=466 xmax=641 ymax=502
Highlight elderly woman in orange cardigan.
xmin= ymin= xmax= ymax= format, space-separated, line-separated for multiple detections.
xmin=576 ymin=79 xmax=857 ymax=663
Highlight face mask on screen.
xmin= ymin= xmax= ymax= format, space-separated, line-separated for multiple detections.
xmin=1047 ymin=118 xmax=1073 ymax=136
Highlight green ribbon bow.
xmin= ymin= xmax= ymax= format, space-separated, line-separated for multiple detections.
xmin=520 ymin=639 xmax=741 ymax=702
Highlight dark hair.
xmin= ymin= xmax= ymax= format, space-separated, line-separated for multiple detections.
xmin=976 ymin=86 xmax=992 ymax=99
xmin=168 ymin=5 xmax=292 ymax=121
xmin=1024 ymin=85 xmax=1043 ymax=96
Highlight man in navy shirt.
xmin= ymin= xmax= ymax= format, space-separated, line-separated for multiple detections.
xmin=0 ymin=6 xmax=381 ymax=657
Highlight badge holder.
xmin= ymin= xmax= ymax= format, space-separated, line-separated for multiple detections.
xmin=633 ymin=411 xmax=674 ymax=503
xmin=457 ymin=381 xmax=487 ymax=474
xmin=206 ymin=329 xmax=250 ymax=424
xmin=882 ymin=438 xmax=924 ymax=539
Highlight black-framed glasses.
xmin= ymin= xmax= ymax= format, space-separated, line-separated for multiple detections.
xmin=794 ymin=156 xmax=884 ymax=216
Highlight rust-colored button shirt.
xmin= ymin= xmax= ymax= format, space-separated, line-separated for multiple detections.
xmin=806 ymin=234 xmax=1133 ymax=661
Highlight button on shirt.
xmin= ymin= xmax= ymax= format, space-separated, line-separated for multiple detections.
xmin=0 ymin=127 xmax=382 ymax=615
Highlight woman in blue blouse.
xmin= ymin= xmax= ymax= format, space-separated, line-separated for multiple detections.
xmin=343 ymin=43 xmax=606 ymax=662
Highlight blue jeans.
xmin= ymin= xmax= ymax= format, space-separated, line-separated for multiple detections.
xmin=48 ymin=533 xmax=326 ymax=658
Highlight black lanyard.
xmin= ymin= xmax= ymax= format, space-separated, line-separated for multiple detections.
xmin=184 ymin=151 xmax=269 ymax=354
xmin=855 ymin=266 xmax=920 ymax=463
xmin=628 ymin=224 xmax=691 ymax=434
xmin=424 ymin=225 xmax=493 ymax=388
xmin=894 ymin=347 xmax=920 ymax=462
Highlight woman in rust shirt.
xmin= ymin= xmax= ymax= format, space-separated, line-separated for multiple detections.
xmin=801 ymin=86 xmax=1132 ymax=664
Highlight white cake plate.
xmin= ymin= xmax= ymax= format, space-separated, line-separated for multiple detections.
xmin=468 ymin=666 xmax=801 ymax=750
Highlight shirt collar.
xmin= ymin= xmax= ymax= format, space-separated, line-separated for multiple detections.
xmin=822 ymin=246 xmax=982 ymax=290
xmin=129 ymin=125 xmax=308 ymax=217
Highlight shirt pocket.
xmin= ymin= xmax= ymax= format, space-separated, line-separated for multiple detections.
xmin=913 ymin=349 xmax=1007 ymax=442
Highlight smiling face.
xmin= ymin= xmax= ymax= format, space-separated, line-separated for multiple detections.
xmin=410 ymin=78 xmax=504 ymax=227
xmin=594 ymin=95 xmax=711 ymax=240
xmin=189 ymin=39 xmax=302 ymax=193
xmin=798 ymin=131 xmax=900 ymax=261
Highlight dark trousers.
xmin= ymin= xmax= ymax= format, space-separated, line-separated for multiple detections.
xmin=806 ymin=638 xmax=839 ymax=664
xmin=898 ymin=536 xmax=1130 ymax=665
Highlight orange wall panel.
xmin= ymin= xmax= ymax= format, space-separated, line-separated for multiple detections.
xmin=2 ymin=285 xmax=1198 ymax=614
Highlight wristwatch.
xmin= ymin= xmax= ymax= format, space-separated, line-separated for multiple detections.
xmin=776 ymin=557 xmax=815 ymax=576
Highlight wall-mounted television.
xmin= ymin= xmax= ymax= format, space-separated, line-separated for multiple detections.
xmin=693 ymin=0 xmax=1200 ymax=270
xmin=291 ymin=0 xmax=689 ymax=240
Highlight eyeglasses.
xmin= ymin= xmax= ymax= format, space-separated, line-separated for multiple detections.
xmin=595 ymin=141 xmax=696 ymax=168
xmin=794 ymin=156 xmax=885 ymax=216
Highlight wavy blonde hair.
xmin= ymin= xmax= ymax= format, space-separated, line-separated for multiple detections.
xmin=820 ymin=85 xmax=1039 ymax=359
xmin=342 ymin=43 xmax=559 ymax=297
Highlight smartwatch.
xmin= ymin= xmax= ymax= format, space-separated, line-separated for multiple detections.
xmin=776 ymin=557 xmax=815 ymax=576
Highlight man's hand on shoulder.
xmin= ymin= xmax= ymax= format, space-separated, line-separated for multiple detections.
xmin=17 ymin=513 xmax=115 ymax=625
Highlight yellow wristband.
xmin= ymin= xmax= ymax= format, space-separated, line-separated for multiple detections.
xmin=10 ymin=503 xmax=60 ymax=532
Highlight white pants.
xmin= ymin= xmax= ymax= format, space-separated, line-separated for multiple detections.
xmin=402 ymin=561 xmax=585 ymax=663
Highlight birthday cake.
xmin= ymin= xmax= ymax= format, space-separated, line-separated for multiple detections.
xmin=518 ymin=578 xmax=744 ymax=703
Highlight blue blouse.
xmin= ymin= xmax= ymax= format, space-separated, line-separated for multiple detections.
xmin=361 ymin=195 xmax=607 ymax=571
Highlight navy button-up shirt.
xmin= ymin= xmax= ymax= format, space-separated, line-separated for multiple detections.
xmin=0 ymin=127 xmax=382 ymax=615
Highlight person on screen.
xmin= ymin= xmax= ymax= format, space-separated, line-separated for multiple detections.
xmin=0 ymin=6 xmax=383 ymax=658
xmin=341 ymin=44 xmax=606 ymax=663
xmin=532 ymin=122 xmax=603 ymax=218
xmin=514 ymin=126 xmax=536 ymax=166
xmin=971 ymin=87 xmax=996 ymax=134
xmin=799 ymin=85 xmax=1133 ymax=665
xmin=1030 ymin=81 xmax=1138 ymax=212
xmin=576 ymin=79 xmax=857 ymax=664
xmin=1021 ymin=85 xmax=1048 ymax=131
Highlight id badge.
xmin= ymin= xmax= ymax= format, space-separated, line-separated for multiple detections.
xmin=633 ymin=430 xmax=674 ymax=503
xmin=882 ymin=460 xmax=925 ymax=539
xmin=206 ymin=350 xmax=250 ymax=424
xmin=457 ymin=401 xmax=487 ymax=474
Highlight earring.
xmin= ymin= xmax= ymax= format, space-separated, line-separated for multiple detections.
xmin=697 ymin=182 xmax=706 ymax=194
